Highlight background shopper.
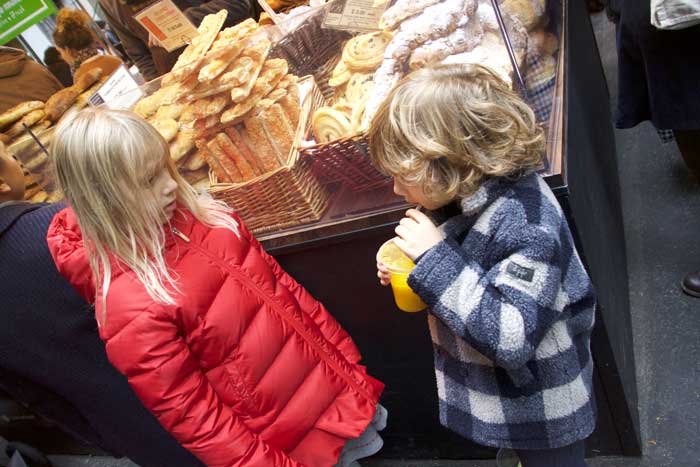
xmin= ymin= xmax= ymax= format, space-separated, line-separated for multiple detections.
xmin=52 ymin=8 xmax=123 ymax=79
xmin=0 ymin=47 xmax=62 ymax=113
xmin=610 ymin=0 xmax=700 ymax=297
xmin=98 ymin=0 xmax=260 ymax=81
xmin=44 ymin=46 xmax=74 ymax=87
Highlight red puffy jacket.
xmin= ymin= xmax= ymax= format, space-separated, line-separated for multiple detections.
xmin=47 ymin=207 xmax=384 ymax=467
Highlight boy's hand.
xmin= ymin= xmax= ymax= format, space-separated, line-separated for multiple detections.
xmin=394 ymin=209 xmax=443 ymax=261
xmin=377 ymin=262 xmax=391 ymax=286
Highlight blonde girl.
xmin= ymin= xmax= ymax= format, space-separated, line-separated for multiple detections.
xmin=370 ymin=64 xmax=596 ymax=467
xmin=48 ymin=108 xmax=385 ymax=467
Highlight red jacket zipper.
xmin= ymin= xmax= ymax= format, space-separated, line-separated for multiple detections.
xmin=171 ymin=227 xmax=376 ymax=402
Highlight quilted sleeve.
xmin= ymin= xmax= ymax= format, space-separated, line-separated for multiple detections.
xmin=104 ymin=303 xmax=306 ymax=467
xmin=238 ymin=218 xmax=362 ymax=365
xmin=408 ymin=223 xmax=592 ymax=386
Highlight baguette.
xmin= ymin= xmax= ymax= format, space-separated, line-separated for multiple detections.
xmin=243 ymin=116 xmax=281 ymax=172
xmin=45 ymin=87 xmax=81 ymax=121
xmin=0 ymin=101 xmax=44 ymax=130
xmin=224 ymin=126 xmax=263 ymax=175
xmin=75 ymin=68 xmax=103 ymax=92
xmin=5 ymin=109 xmax=45 ymax=138
xmin=199 ymin=142 xmax=231 ymax=183
xmin=278 ymin=92 xmax=301 ymax=130
xmin=214 ymin=132 xmax=257 ymax=181
xmin=207 ymin=136 xmax=243 ymax=182
xmin=260 ymin=104 xmax=295 ymax=164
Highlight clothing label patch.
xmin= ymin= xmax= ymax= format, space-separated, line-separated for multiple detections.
xmin=506 ymin=261 xmax=535 ymax=283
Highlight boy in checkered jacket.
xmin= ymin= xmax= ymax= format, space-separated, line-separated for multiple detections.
xmin=369 ymin=64 xmax=596 ymax=467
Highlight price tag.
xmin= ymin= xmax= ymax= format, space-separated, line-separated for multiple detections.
xmin=323 ymin=0 xmax=388 ymax=33
xmin=134 ymin=0 xmax=198 ymax=52
xmin=88 ymin=65 xmax=143 ymax=110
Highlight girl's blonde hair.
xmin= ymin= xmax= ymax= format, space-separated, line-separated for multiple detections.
xmin=52 ymin=108 xmax=239 ymax=323
xmin=368 ymin=64 xmax=544 ymax=205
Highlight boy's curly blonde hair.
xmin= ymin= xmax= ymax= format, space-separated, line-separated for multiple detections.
xmin=368 ymin=64 xmax=544 ymax=205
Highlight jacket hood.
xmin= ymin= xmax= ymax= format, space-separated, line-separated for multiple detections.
xmin=0 ymin=47 xmax=27 ymax=79
xmin=47 ymin=207 xmax=96 ymax=303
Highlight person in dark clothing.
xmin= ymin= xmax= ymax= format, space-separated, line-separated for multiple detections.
xmin=0 ymin=141 xmax=204 ymax=467
xmin=98 ymin=0 xmax=260 ymax=81
xmin=0 ymin=47 xmax=63 ymax=113
xmin=610 ymin=0 xmax=700 ymax=299
xmin=43 ymin=46 xmax=73 ymax=87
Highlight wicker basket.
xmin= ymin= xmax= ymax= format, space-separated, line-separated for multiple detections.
xmin=208 ymin=77 xmax=331 ymax=234
xmin=268 ymin=7 xmax=391 ymax=191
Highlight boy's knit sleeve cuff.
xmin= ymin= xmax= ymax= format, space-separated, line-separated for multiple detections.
xmin=408 ymin=238 xmax=483 ymax=307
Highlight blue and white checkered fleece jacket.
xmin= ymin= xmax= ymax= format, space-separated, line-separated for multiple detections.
xmin=407 ymin=172 xmax=596 ymax=450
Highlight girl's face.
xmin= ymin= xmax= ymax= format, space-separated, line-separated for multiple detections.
xmin=147 ymin=165 xmax=178 ymax=221
xmin=392 ymin=177 xmax=446 ymax=210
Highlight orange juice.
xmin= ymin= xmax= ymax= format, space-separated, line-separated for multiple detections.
xmin=377 ymin=240 xmax=428 ymax=312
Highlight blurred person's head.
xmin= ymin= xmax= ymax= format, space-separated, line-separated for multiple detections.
xmin=52 ymin=9 xmax=96 ymax=65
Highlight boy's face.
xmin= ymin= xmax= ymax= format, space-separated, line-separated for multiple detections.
xmin=392 ymin=177 xmax=446 ymax=210
xmin=0 ymin=142 xmax=25 ymax=202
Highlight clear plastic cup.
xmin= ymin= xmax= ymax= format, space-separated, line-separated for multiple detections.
xmin=377 ymin=239 xmax=428 ymax=313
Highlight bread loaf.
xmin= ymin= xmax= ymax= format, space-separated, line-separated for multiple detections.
xmin=0 ymin=101 xmax=44 ymax=130
xmin=45 ymin=87 xmax=81 ymax=121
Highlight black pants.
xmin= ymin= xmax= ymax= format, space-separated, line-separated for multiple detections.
xmin=515 ymin=440 xmax=587 ymax=467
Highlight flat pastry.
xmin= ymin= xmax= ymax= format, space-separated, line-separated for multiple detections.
xmin=312 ymin=107 xmax=352 ymax=143
xmin=155 ymin=103 xmax=185 ymax=121
xmin=198 ymin=44 xmax=244 ymax=83
xmin=341 ymin=31 xmax=393 ymax=72
xmin=133 ymin=91 xmax=164 ymax=118
xmin=278 ymin=91 xmax=301 ymax=131
xmin=168 ymin=10 xmax=228 ymax=82
xmin=153 ymin=118 xmax=179 ymax=142
xmin=241 ymin=38 xmax=271 ymax=61
xmin=170 ymin=128 xmax=196 ymax=162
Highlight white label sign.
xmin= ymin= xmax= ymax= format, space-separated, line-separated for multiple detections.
xmin=88 ymin=65 xmax=143 ymax=109
xmin=323 ymin=0 xmax=388 ymax=32
xmin=134 ymin=0 xmax=198 ymax=52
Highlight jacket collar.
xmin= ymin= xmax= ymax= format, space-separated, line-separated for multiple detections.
xmin=0 ymin=201 xmax=42 ymax=237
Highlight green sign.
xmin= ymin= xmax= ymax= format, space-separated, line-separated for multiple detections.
xmin=0 ymin=0 xmax=57 ymax=45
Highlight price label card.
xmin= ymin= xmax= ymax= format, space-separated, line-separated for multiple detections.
xmin=88 ymin=65 xmax=144 ymax=110
xmin=134 ymin=0 xmax=198 ymax=52
xmin=323 ymin=0 xmax=388 ymax=33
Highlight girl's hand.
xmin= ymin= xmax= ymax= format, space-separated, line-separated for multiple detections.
xmin=394 ymin=209 xmax=443 ymax=261
xmin=377 ymin=262 xmax=391 ymax=286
